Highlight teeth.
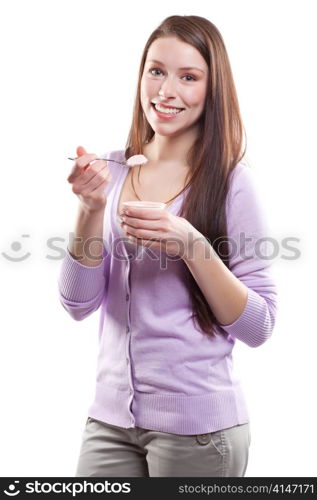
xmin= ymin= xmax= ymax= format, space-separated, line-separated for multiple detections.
xmin=154 ymin=103 xmax=183 ymax=114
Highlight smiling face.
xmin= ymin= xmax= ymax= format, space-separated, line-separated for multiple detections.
xmin=140 ymin=36 xmax=209 ymax=139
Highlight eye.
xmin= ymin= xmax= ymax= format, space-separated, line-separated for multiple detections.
xmin=148 ymin=68 xmax=196 ymax=81
xmin=182 ymin=74 xmax=196 ymax=82
xmin=149 ymin=68 xmax=163 ymax=76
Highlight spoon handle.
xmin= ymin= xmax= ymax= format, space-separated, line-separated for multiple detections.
xmin=67 ymin=156 xmax=127 ymax=165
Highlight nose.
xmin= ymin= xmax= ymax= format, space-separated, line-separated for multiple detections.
xmin=159 ymin=75 xmax=177 ymax=98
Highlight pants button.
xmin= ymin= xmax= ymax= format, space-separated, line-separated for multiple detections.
xmin=196 ymin=433 xmax=212 ymax=445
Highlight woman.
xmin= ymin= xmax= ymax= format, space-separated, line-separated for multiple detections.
xmin=59 ymin=15 xmax=278 ymax=477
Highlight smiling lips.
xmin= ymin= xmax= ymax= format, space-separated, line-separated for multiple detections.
xmin=152 ymin=102 xmax=185 ymax=118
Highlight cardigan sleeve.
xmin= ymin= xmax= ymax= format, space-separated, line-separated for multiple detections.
xmin=219 ymin=163 xmax=278 ymax=347
xmin=57 ymin=246 xmax=110 ymax=321
xmin=57 ymin=149 xmax=124 ymax=321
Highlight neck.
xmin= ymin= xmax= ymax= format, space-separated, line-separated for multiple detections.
xmin=144 ymin=127 xmax=198 ymax=170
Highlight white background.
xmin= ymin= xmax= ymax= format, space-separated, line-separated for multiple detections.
xmin=0 ymin=0 xmax=316 ymax=477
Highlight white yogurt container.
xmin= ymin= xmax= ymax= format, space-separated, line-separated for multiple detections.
xmin=122 ymin=201 xmax=166 ymax=210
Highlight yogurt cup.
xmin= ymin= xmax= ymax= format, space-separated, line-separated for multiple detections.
xmin=122 ymin=201 xmax=166 ymax=210
xmin=119 ymin=201 xmax=166 ymax=248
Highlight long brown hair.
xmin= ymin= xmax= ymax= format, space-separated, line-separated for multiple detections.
xmin=125 ymin=15 xmax=247 ymax=337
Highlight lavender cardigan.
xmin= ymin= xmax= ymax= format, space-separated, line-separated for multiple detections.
xmin=58 ymin=149 xmax=277 ymax=434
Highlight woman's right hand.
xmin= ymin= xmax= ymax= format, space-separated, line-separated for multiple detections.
xmin=67 ymin=145 xmax=112 ymax=212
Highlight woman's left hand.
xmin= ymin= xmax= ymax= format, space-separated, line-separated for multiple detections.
xmin=119 ymin=206 xmax=202 ymax=259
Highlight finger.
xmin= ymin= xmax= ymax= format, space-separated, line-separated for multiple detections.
xmin=84 ymin=169 xmax=112 ymax=192
xmin=67 ymin=151 xmax=98 ymax=183
xmin=73 ymin=168 xmax=111 ymax=195
xmin=76 ymin=153 xmax=98 ymax=168
xmin=75 ymin=160 xmax=109 ymax=187
xmin=120 ymin=207 xmax=165 ymax=219
xmin=122 ymin=224 xmax=162 ymax=240
xmin=121 ymin=216 xmax=161 ymax=231
xmin=90 ymin=176 xmax=112 ymax=194
xmin=77 ymin=145 xmax=87 ymax=157
xmin=80 ymin=178 xmax=111 ymax=200
xmin=73 ymin=167 xmax=112 ymax=193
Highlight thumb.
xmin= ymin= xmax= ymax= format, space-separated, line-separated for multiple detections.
xmin=76 ymin=145 xmax=87 ymax=158
xmin=67 ymin=145 xmax=88 ymax=183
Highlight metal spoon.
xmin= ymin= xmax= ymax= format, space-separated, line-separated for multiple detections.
xmin=67 ymin=154 xmax=148 ymax=168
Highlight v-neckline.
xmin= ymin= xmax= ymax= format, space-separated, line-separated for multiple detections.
xmin=115 ymin=166 xmax=190 ymax=219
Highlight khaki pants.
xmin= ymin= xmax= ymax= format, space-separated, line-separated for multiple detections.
xmin=75 ymin=417 xmax=251 ymax=477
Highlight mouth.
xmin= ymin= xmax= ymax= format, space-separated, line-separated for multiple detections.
xmin=151 ymin=102 xmax=185 ymax=117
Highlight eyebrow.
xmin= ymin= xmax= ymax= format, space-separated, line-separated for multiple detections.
xmin=146 ymin=59 xmax=205 ymax=74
